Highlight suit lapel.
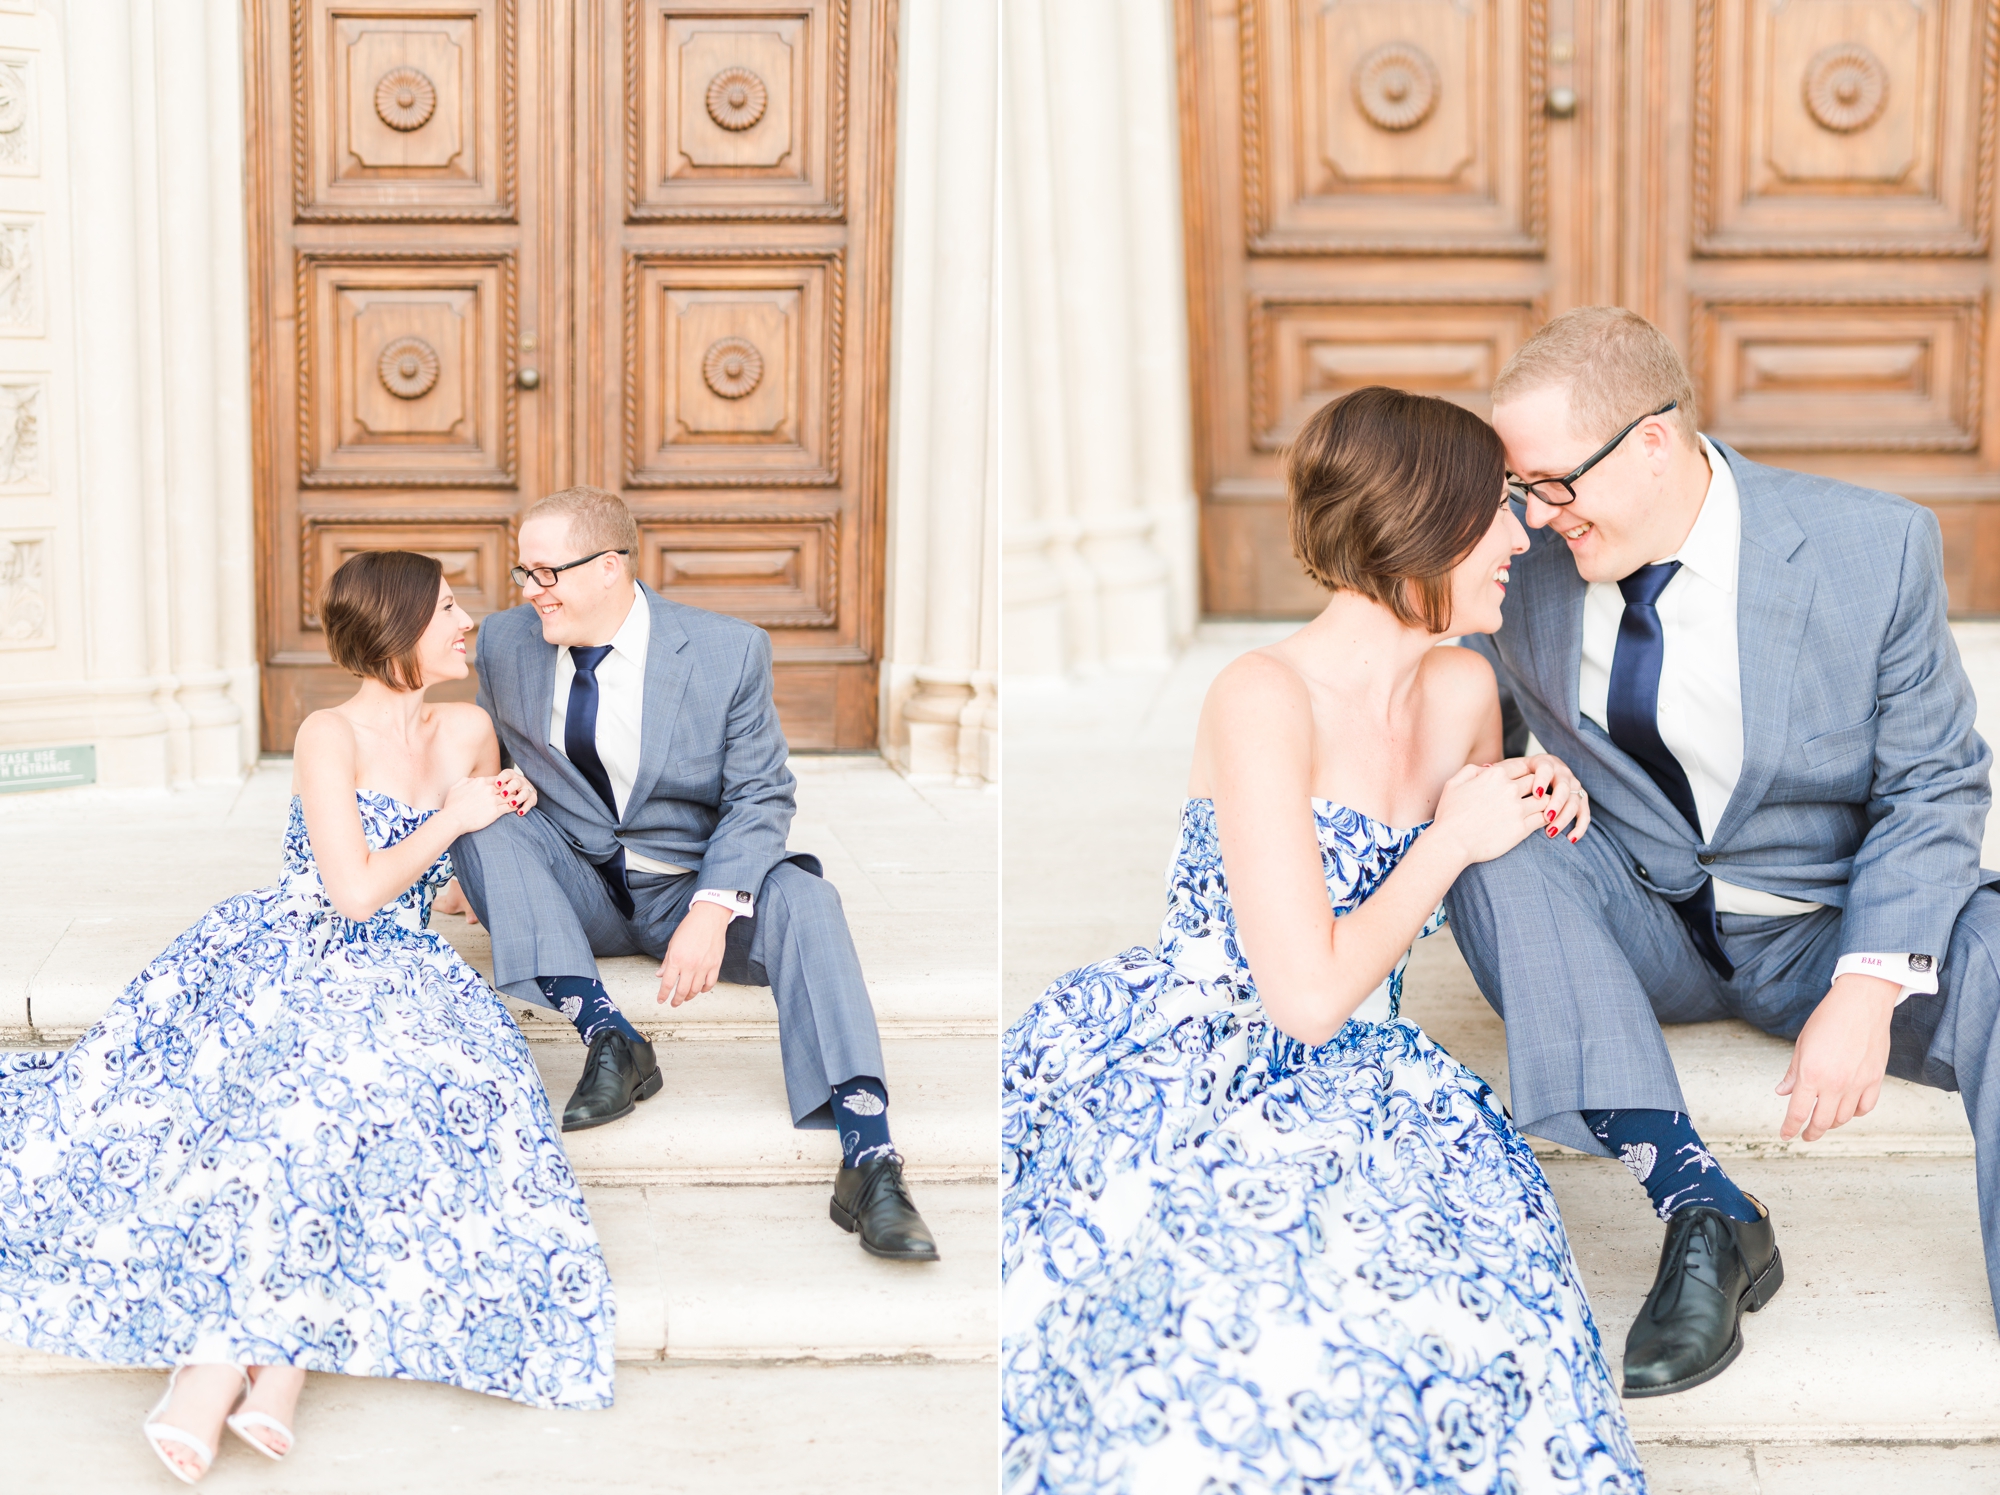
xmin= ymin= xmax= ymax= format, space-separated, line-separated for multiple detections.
xmin=1518 ymin=526 xmax=1586 ymax=730
xmin=1712 ymin=443 xmax=1813 ymax=847
xmin=623 ymin=585 xmax=693 ymax=822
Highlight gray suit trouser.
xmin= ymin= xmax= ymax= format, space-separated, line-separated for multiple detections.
xmin=1446 ymin=824 xmax=2000 ymax=1333
xmin=449 ymin=809 xmax=886 ymax=1129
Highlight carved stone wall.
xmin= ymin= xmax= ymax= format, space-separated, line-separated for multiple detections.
xmin=0 ymin=0 xmax=258 ymax=787
xmin=999 ymin=0 xmax=1195 ymax=680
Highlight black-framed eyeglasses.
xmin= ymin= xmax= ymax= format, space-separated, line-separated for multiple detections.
xmin=509 ymin=549 xmax=629 ymax=589
xmin=1504 ymin=400 xmax=1677 ymax=508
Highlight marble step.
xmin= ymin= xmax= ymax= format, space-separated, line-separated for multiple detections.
xmin=0 ymin=1360 xmax=998 ymax=1494
xmin=440 ymin=919 xmax=996 ymax=1043
xmin=1543 ymin=1153 xmax=2000 ymax=1446
xmin=1404 ymin=931 xmax=1975 ymax=1159
xmin=532 ymin=1032 xmax=997 ymax=1185
xmin=1 ymin=1178 xmax=997 ymax=1376
xmin=1644 ymin=1444 xmax=2000 ymax=1495
xmin=6 ymin=911 xmax=995 ymax=1047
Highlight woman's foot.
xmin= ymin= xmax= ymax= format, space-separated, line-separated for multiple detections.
xmin=147 ymin=1364 xmax=246 ymax=1483
xmin=229 ymin=1365 xmax=305 ymax=1458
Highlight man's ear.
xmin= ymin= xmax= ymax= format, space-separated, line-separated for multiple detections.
xmin=1642 ymin=417 xmax=1676 ymax=472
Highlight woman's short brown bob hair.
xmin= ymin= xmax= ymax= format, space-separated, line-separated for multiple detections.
xmin=1287 ymin=385 xmax=1506 ymax=634
xmin=322 ymin=550 xmax=446 ymax=692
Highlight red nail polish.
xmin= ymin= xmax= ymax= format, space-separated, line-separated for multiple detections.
xmin=1535 ymin=786 xmax=1543 ymax=797
xmin=1547 ymin=826 xmax=1557 ymax=837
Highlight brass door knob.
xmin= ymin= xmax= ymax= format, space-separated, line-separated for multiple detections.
xmin=1547 ymin=86 xmax=1578 ymax=118
xmin=516 ymin=368 xmax=541 ymax=390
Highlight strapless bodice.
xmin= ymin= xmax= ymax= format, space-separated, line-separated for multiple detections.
xmin=1155 ymin=796 xmax=1443 ymax=1023
xmin=280 ymin=790 xmax=453 ymax=932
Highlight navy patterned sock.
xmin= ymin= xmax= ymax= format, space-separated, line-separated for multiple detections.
xmin=536 ymin=976 xmax=643 ymax=1048
xmin=832 ymin=1076 xmax=894 ymax=1169
xmin=1582 ymin=1108 xmax=1757 ymax=1222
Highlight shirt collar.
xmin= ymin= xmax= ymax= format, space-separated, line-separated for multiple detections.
xmin=605 ymin=581 xmax=651 ymax=665
xmin=1664 ymin=435 xmax=1741 ymax=595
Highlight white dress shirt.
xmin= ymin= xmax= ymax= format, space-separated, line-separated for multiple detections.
xmin=1577 ymin=438 xmax=1930 ymax=1002
xmin=549 ymin=583 xmax=753 ymax=920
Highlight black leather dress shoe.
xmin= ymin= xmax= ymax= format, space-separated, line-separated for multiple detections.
xmin=560 ymin=1031 xmax=663 ymax=1133
xmin=830 ymin=1154 xmax=940 ymax=1261
xmin=1624 ymin=1195 xmax=1783 ymax=1397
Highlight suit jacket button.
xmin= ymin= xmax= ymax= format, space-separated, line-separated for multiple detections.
xmin=1635 ymin=864 xmax=1648 ymax=879
xmin=1697 ymin=853 xmax=1715 ymax=866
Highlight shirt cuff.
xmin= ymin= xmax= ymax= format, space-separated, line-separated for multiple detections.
xmin=691 ymin=888 xmax=755 ymax=921
xmin=1832 ymin=951 xmax=1938 ymax=1004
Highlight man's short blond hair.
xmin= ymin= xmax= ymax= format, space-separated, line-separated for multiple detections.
xmin=1493 ymin=306 xmax=1699 ymax=450
xmin=522 ymin=485 xmax=640 ymax=576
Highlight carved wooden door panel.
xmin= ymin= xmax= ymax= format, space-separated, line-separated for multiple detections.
xmin=1183 ymin=0 xmax=1574 ymax=614
xmin=248 ymin=0 xmax=895 ymax=750
xmin=581 ymin=0 xmax=896 ymax=748
xmin=249 ymin=0 xmax=565 ymax=744
xmin=1666 ymin=0 xmax=2000 ymax=611
xmin=1181 ymin=0 xmax=2000 ymax=616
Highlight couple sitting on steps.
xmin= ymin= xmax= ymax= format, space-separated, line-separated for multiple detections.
xmin=0 ymin=485 xmax=937 ymax=1484
xmin=1003 ymin=307 xmax=2000 ymax=1494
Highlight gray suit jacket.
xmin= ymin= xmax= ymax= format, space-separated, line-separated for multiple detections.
xmin=474 ymin=584 xmax=807 ymax=898
xmin=1467 ymin=439 xmax=1995 ymax=962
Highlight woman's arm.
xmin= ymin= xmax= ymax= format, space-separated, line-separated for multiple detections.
xmin=1206 ymin=655 xmax=1540 ymax=1045
xmin=294 ymin=712 xmax=512 ymax=921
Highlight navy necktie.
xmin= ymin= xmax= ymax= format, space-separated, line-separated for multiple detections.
xmin=1606 ymin=562 xmax=1734 ymax=980
xmin=565 ymin=644 xmax=634 ymax=920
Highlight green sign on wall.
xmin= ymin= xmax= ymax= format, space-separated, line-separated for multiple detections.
xmin=0 ymin=744 xmax=97 ymax=793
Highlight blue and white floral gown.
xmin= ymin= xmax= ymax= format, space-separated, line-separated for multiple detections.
xmin=0 ymin=791 xmax=615 ymax=1410
xmin=1003 ymin=799 xmax=1645 ymax=1494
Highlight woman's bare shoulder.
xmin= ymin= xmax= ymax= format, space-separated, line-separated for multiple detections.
xmin=1207 ymin=647 xmax=1314 ymax=717
xmin=293 ymin=708 xmax=357 ymax=754
xmin=430 ymin=700 xmax=495 ymax=737
xmin=1422 ymin=641 xmax=1500 ymax=698
xmin=291 ymin=709 xmax=358 ymax=791
xmin=1193 ymin=650 xmax=1317 ymax=794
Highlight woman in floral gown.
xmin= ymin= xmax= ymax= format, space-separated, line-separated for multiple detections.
xmin=0 ymin=550 xmax=615 ymax=1483
xmin=1003 ymin=388 xmax=1648 ymax=1493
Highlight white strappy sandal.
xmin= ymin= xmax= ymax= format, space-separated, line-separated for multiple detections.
xmin=142 ymin=1366 xmax=249 ymax=1485
xmin=225 ymin=1368 xmax=296 ymax=1462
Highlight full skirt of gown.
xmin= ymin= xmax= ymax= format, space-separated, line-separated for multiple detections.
xmin=0 ymin=791 xmax=615 ymax=1410
xmin=1002 ymin=799 xmax=1646 ymax=1494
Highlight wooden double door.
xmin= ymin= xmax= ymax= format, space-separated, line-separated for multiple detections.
xmin=247 ymin=0 xmax=896 ymax=748
xmin=1181 ymin=0 xmax=2000 ymax=615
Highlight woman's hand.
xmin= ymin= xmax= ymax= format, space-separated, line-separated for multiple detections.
xmin=1430 ymin=759 xmax=1545 ymax=866
xmin=443 ymin=775 xmax=514 ymax=837
xmin=495 ymin=766 xmax=537 ymax=817
xmin=1523 ymin=753 xmax=1593 ymax=844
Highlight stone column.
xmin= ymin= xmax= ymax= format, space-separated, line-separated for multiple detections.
xmin=65 ymin=0 xmax=169 ymax=787
xmin=882 ymin=0 xmax=999 ymax=784
xmin=146 ymin=0 xmax=254 ymax=781
xmin=999 ymin=0 xmax=1197 ymax=677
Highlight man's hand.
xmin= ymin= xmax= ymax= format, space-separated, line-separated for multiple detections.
xmin=657 ymin=901 xmax=733 ymax=1007
xmin=1776 ymin=972 xmax=1899 ymax=1142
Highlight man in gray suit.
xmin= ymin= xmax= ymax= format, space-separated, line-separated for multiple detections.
xmin=1449 ymin=307 xmax=2000 ymax=1396
xmin=446 ymin=485 xmax=937 ymax=1261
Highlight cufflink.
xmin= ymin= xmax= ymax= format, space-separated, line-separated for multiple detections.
xmin=735 ymin=891 xmax=750 ymax=904
xmin=1911 ymin=954 xmax=1934 ymax=973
